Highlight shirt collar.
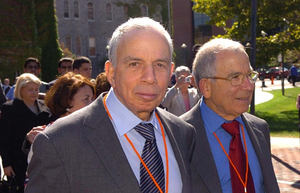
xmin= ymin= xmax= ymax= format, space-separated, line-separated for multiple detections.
xmin=105 ymin=88 xmax=162 ymax=136
xmin=200 ymin=98 xmax=242 ymax=134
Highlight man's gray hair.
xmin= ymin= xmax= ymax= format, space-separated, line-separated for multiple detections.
xmin=192 ymin=38 xmax=246 ymax=85
xmin=108 ymin=17 xmax=173 ymax=67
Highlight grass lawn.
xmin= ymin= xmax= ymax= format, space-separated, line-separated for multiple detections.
xmin=253 ymin=87 xmax=300 ymax=138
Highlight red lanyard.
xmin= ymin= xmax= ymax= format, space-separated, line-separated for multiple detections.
xmin=213 ymin=124 xmax=250 ymax=193
xmin=103 ymin=94 xmax=169 ymax=193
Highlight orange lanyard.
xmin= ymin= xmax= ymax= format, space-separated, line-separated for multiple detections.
xmin=103 ymin=94 xmax=169 ymax=193
xmin=213 ymin=124 xmax=250 ymax=193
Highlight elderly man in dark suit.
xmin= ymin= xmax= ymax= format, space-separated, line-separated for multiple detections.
xmin=181 ymin=38 xmax=279 ymax=193
xmin=25 ymin=17 xmax=196 ymax=193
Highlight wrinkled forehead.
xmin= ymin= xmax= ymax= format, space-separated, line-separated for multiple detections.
xmin=216 ymin=50 xmax=251 ymax=74
xmin=118 ymin=28 xmax=172 ymax=59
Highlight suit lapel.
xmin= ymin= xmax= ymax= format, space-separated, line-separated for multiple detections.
xmin=156 ymin=109 xmax=187 ymax=174
xmin=83 ymin=97 xmax=140 ymax=193
xmin=241 ymin=113 xmax=278 ymax=192
xmin=191 ymin=105 xmax=222 ymax=192
xmin=182 ymin=102 xmax=222 ymax=192
xmin=241 ymin=114 xmax=264 ymax=155
xmin=156 ymin=108 xmax=192 ymax=192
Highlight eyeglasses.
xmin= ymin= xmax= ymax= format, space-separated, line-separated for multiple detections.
xmin=205 ymin=71 xmax=259 ymax=86
xmin=26 ymin=65 xmax=39 ymax=70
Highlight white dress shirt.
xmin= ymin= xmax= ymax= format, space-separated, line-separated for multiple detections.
xmin=106 ymin=88 xmax=183 ymax=193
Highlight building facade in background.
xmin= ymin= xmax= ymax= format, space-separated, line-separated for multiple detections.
xmin=56 ymin=0 xmax=230 ymax=76
xmin=172 ymin=0 xmax=232 ymax=68
xmin=55 ymin=0 xmax=167 ymax=78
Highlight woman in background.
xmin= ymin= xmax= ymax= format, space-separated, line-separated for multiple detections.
xmin=161 ymin=66 xmax=201 ymax=116
xmin=0 ymin=73 xmax=56 ymax=193
xmin=24 ymin=72 xmax=95 ymax=154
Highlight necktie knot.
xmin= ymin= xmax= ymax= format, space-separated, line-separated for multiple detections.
xmin=222 ymin=120 xmax=240 ymax=136
xmin=135 ymin=123 xmax=155 ymax=141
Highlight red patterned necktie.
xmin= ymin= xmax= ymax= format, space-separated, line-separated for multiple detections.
xmin=221 ymin=120 xmax=255 ymax=193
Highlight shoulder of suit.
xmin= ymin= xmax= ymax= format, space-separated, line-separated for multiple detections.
xmin=242 ymin=112 xmax=267 ymax=124
xmin=156 ymin=107 xmax=195 ymax=129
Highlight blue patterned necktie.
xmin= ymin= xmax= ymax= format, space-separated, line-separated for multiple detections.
xmin=135 ymin=123 xmax=165 ymax=193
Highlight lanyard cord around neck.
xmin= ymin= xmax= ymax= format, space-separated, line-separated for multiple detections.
xmin=213 ymin=124 xmax=250 ymax=193
xmin=103 ymin=95 xmax=169 ymax=193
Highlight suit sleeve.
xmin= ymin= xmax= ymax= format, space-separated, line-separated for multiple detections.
xmin=260 ymin=121 xmax=271 ymax=151
xmin=0 ymin=104 xmax=13 ymax=167
xmin=160 ymin=86 xmax=178 ymax=108
xmin=0 ymin=86 xmax=6 ymax=108
xmin=188 ymin=126 xmax=196 ymax=163
xmin=25 ymin=133 xmax=70 ymax=193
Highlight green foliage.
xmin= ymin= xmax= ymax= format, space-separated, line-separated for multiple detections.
xmin=35 ymin=0 xmax=62 ymax=82
xmin=193 ymin=0 xmax=300 ymax=68
xmin=0 ymin=0 xmax=62 ymax=82
xmin=0 ymin=0 xmax=40 ymax=81
xmin=254 ymin=88 xmax=299 ymax=137
xmin=60 ymin=42 xmax=77 ymax=59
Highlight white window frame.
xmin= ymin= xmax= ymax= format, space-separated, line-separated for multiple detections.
xmin=64 ymin=0 xmax=70 ymax=19
xmin=65 ymin=36 xmax=72 ymax=52
xmin=140 ymin=4 xmax=148 ymax=17
xmin=106 ymin=3 xmax=113 ymax=21
xmin=74 ymin=1 xmax=80 ymax=19
xmin=87 ymin=2 xmax=94 ymax=21
xmin=75 ymin=36 xmax=82 ymax=55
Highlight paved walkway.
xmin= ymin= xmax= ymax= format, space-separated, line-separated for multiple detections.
xmin=255 ymin=79 xmax=300 ymax=192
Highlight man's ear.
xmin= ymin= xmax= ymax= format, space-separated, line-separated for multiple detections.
xmin=105 ymin=60 xmax=116 ymax=88
xmin=58 ymin=68 xmax=62 ymax=74
xmin=199 ymin=78 xmax=211 ymax=98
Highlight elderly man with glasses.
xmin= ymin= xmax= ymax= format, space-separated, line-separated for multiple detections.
xmin=181 ymin=38 xmax=279 ymax=193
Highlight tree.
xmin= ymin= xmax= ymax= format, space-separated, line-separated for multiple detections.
xmin=192 ymin=0 xmax=300 ymax=67
xmin=0 ymin=0 xmax=62 ymax=82
xmin=34 ymin=0 xmax=62 ymax=82
xmin=0 ymin=0 xmax=40 ymax=81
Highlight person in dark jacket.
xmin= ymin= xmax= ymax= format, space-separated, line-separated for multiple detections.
xmin=0 ymin=73 xmax=56 ymax=193
xmin=0 ymin=85 xmax=6 ymax=109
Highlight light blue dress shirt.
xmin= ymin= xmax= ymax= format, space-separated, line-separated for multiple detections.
xmin=5 ymin=85 xmax=15 ymax=100
xmin=105 ymin=88 xmax=183 ymax=193
xmin=200 ymin=99 xmax=264 ymax=193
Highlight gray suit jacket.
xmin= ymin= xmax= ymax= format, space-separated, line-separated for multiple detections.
xmin=25 ymin=96 xmax=196 ymax=193
xmin=180 ymin=101 xmax=280 ymax=193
